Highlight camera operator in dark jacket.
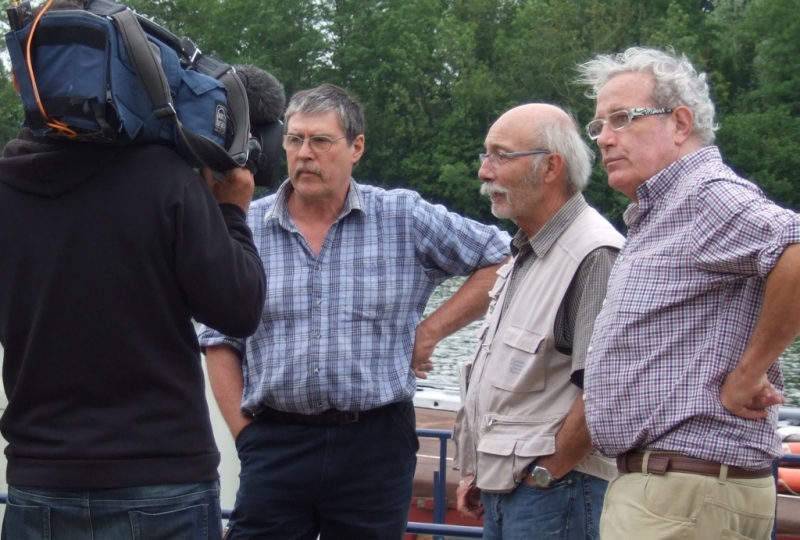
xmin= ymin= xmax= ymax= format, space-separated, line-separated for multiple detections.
xmin=0 ymin=125 xmax=266 ymax=540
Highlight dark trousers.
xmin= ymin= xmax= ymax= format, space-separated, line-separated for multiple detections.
xmin=226 ymin=401 xmax=419 ymax=540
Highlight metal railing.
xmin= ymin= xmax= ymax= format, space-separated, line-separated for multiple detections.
xmin=409 ymin=428 xmax=483 ymax=538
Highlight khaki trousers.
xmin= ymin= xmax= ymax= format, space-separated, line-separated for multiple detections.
xmin=600 ymin=464 xmax=775 ymax=540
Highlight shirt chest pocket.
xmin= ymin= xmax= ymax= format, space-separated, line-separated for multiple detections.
xmin=343 ymin=259 xmax=399 ymax=320
xmin=490 ymin=325 xmax=546 ymax=393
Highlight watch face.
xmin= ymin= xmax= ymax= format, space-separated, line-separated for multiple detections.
xmin=533 ymin=466 xmax=553 ymax=487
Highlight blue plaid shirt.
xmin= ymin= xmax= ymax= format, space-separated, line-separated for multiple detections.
xmin=199 ymin=179 xmax=510 ymax=415
xmin=585 ymin=146 xmax=800 ymax=468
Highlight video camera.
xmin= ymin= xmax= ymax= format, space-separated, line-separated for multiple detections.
xmin=6 ymin=0 xmax=285 ymax=185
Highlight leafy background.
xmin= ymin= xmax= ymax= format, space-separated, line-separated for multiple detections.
xmin=2 ymin=0 xmax=799 ymax=232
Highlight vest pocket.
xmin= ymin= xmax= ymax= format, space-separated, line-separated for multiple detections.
xmin=476 ymin=433 xmax=557 ymax=491
xmin=491 ymin=325 xmax=545 ymax=392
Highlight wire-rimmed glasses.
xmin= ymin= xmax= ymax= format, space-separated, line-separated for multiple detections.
xmin=283 ymin=134 xmax=346 ymax=153
xmin=479 ymin=149 xmax=551 ymax=166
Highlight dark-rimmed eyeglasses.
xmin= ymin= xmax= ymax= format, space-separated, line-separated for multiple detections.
xmin=586 ymin=108 xmax=673 ymax=140
xmin=479 ymin=149 xmax=550 ymax=166
xmin=283 ymin=134 xmax=346 ymax=153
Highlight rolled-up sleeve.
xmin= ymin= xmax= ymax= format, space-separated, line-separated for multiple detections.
xmin=411 ymin=196 xmax=510 ymax=278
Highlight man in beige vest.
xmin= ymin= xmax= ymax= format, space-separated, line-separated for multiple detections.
xmin=453 ymin=103 xmax=624 ymax=540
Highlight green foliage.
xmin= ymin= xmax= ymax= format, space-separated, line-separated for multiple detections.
xmin=2 ymin=0 xmax=799 ymax=223
xmin=717 ymin=108 xmax=800 ymax=209
xmin=0 ymin=65 xmax=23 ymax=150
xmin=745 ymin=0 xmax=800 ymax=114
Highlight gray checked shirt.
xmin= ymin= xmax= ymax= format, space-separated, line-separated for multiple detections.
xmin=199 ymin=179 xmax=510 ymax=415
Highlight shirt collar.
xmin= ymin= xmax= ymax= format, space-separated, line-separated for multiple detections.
xmin=264 ymin=178 xmax=365 ymax=229
xmin=625 ymin=146 xmax=721 ymax=227
xmin=511 ymin=192 xmax=588 ymax=258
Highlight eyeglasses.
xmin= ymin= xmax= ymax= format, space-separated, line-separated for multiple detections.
xmin=479 ymin=149 xmax=550 ymax=166
xmin=586 ymin=108 xmax=673 ymax=140
xmin=282 ymin=134 xmax=346 ymax=153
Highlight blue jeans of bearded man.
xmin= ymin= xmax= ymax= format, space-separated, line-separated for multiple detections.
xmin=480 ymin=470 xmax=607 ymax=540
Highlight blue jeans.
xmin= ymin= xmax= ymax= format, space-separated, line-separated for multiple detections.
xmin=480 ymin=471 xmax=607 ymax=540
xmin=1 ymin=481 xmax=221 ymax=540
xmin=226 ymin=401 xmax=419 ymax=540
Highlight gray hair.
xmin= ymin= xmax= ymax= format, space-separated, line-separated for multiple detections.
xmin=577 ymin=47 xmax=717 ymax=145
xmin=531 ymin=109 xmax=594 ymax=193
xmin=284 ymin=83 xmax=365 ymax=144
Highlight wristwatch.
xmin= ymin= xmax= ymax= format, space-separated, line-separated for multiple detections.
xmin=528 ymin=463 xmax=555 ymax=488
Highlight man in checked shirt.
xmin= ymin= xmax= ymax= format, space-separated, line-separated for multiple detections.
xmin=198 ymin=83 xmax=510 ymax=540
xmin=578 ymin=47 xmax=800 ymax=539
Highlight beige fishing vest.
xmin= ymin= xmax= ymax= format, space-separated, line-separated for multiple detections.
xmin=453 ymin=205 xmax=624 ymax=492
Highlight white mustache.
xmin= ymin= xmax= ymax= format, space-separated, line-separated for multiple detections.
xmin=480 ymin=183 xmax=509 ymax=198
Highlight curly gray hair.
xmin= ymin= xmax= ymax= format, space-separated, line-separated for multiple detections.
xmin=577 ymin=47 xmax=717 ymax=145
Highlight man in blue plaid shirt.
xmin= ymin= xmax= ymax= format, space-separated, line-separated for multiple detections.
xmin=579 ymin=47 xmax=800 ymax=539
xmin=199 ymin=83 xmax=510 ymax=540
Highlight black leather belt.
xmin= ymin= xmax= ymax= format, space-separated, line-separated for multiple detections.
xmin=254 ymin=403 xmax=393 ymax=427
xmin=616 ymin=452 xmax=772 ymax=479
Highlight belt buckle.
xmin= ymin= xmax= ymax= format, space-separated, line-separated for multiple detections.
xmin=647 ymin=455 xmax=670 ymax=474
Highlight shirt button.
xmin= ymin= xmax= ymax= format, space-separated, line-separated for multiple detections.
xmin=314 ymin=368 xmax=319 ymax=374
xmin=316 ymin=299 xmax=322 ymax=305
xmin=315 ymin=333 xmax=321 ymax=339
xmin=587 ymin=346 xmax=593 ymax=353
xmin=618 ymin=255 xmax=625 ymax=262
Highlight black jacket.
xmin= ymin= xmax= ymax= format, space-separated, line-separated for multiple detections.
xmin=0 ymin=130 xmax=265 ymax=488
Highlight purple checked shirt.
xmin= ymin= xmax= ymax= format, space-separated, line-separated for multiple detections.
xmin=585 ymin=146 xmax=800 ymax=469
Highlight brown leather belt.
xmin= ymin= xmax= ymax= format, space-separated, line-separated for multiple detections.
xmin=254 ymin=403 xmax=393 ymax=427
xmin=616 ymin=452 xmax=772 ymax=479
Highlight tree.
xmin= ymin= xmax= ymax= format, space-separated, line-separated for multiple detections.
xmin=4 ymin=0 xmax=799 ymax=219
xmin=0 ymin=65 xmax=23 ymax=150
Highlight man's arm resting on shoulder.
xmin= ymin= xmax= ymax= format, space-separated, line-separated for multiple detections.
xmin=205 ymin=344 xmax=254 ymax=440
xmin=412 ymin=261 xmax=506 ymax=378
xmin=529 ymin=391 xmax=594 ymax=481
xmin=720 ymin=243 xmax=800 ymax=418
